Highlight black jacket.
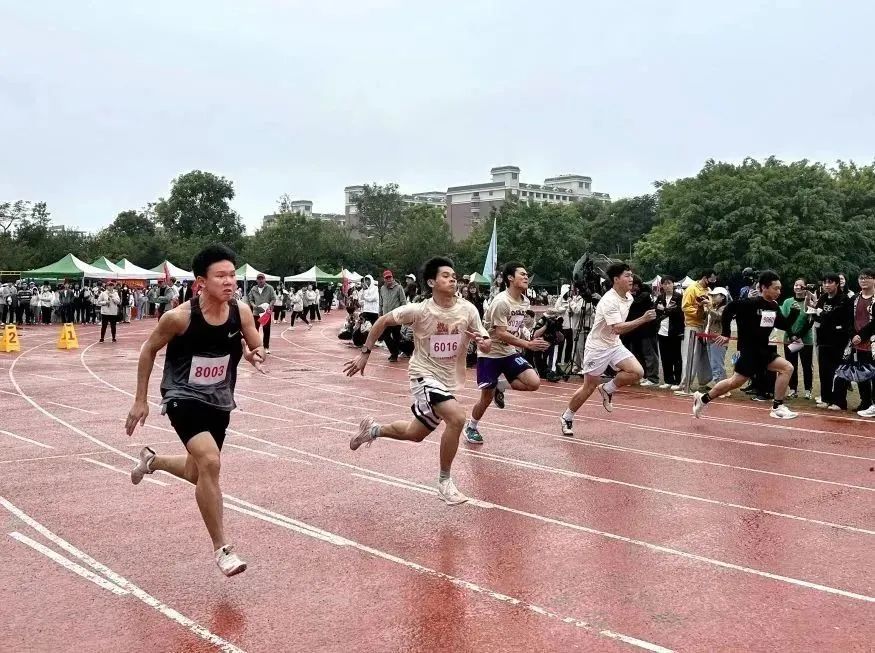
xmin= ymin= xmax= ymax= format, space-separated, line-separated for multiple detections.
xmin=813 ymin=292 xmax=852 ymax=348
xmin=722 ymin=297 xmax=799 ymax=354
xmin=655 ymin=290 xmax=684 ymax=337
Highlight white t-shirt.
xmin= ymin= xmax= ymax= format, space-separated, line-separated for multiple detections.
xmin=480 ymin=290 xmax=529 ymax=358
xmin=391 ymin=298 xmax=486 ymax=391
xmin=586 ymin=288 xmax=633 ymax=352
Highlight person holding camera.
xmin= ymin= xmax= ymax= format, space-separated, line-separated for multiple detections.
xmin=465 ymin=262 xmax=548 ymax=445
xmin=560 ymin=263 xmax=657 ymax=436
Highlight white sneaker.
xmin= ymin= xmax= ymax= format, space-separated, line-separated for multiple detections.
xmin=437 ymin=478 xmax=468 ymax=505
xmin=640 ymin=379 xmax=654 ymax=387
xmin=597 ymin=384 xmax=614 ymax=412
xmin=265 ymin=348 xmax=271 ymax=354
xmin=857 ymin=406 xmax=875 ymax=418
xmin=804 ymin=391 xmax=812 ymax=400
xmin=214 ymin=544 xmax=247 ymax=577
xmin=658 ymin=383 xmax=671 ymax=389
xmin=670 ymin=385 xmax=682 ymax=391
xmin=787 ymin=390 xmax=797 ymax=399
xmin=816 ymin=401 xmax=829 ymax=409
xmin=130 ymin=447 xmax=156 ymax=485
xmin=350 ymin=417 xmax=377 ymax=451
xmin=770 ymin=405 xmax=798 ymax=420
xmin=827 ymin=404 xmax=842 ymax=411
xmin=559 ymin=416 xmax=573 ymax=437
xmin=692 ymin=391 xmax=707 ymax=419
xmin=815 ymin=395 xmax=822 ymax=404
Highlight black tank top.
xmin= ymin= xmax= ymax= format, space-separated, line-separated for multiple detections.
xmin=160 ymin=298 xmax=243 ymax=410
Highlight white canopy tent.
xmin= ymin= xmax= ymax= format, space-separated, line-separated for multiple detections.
xmin=236 ymin=264 xmax=280 ymax=282
xmin=150 ymin=260 xmax=195 ymax=281
xmin=340 ymin=268 xmax=362 ymax=282
xmin=115 ymin=259 xmax=165 ymax=280
xmin=285 ymin=266 xmax=339 ymax=284
xmin=680 ymin=276 xmax=695 ymax=288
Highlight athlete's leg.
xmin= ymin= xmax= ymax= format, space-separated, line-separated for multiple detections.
xmin=768 ymin=357 xmax=794 ymax=401
xmin=378 ymin=418 xmax=432 ymax=443
xmin=568 ymin=373 xmax=601 ymax=411
xmin=471 ymin=388 xmax=495 ymax=421
xmin=705 ymin=372 xmax=748 ymax=400
xmin=509 ymin=367 xmax=540 ymax=391
xmin=432 ymin=399 xmax=466 ymax=476
xmin=185 ymin=432 xmax=226 ymax=550
xmin=612 ymin=355 xmax=645 ymax=389
xmin=150 ymin=452 xmax=199 ymax=484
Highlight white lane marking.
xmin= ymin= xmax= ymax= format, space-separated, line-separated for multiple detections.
xmin=224 ymin=443 xmax=278 ymax=458
xmin=9 ymin=531 xmax=129 ymax=596
xmin=222 ymin=495 xmax=673 ymax=653
xmin=0 ymin=497 xmax=246 ymax=653
xmin=0 ymin=429 xmax=54 ymax=449
xmin=0 ymin=451 xmax=106 ymax=465
xmin=46 ymin=401 xmax=99 ymax=415
xmin=350 ymin=472 xmax=875 ymax=604
xmin=81 ymin=457 xmax=169 ymax=487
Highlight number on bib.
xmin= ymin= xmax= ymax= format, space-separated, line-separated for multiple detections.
xmin=188 ymin=355 xmax=230 ymax=386
xmin=429 ymin=334 xmax=462 ymax=359
xmin=759 ymin=310 xmax=776 ymax=328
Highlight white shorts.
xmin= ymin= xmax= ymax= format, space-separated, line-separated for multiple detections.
xmin=581 ymin=344 xmax=635 ymax=377
xmin=410 ymin=377 xmax=455 ymax=432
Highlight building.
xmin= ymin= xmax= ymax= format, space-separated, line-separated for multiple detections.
xmin=262 ymin=199 xmax=347 ymax=229
xmin=48 ymin=225 xmax=87 ymax=239
xmin=445 ymin=166 xmax=610 ymax=239
xmin=344 ymin=186 xmax=447 ymax=232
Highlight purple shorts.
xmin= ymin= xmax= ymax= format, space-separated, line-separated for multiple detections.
xmin=476 ymin=354 xmax=533 ymax=389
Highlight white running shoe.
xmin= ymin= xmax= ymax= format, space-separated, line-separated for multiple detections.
xmin=692 ymin=391 xmax=707 ymax=419
xmin=658 ymin=383 xmax=671 ymax=389
xmin=350 ymin=417 xmax=377 ymax=451
xmin=670 ymin=385 xmax=682 ymax=391
xmin=597 ymin=384 xmax=614 ymax=413
xmin=130 ymin=447 xmax=156 ymax=485
xmin=787 ymin=390 xmax=797 ymax=399
xmin=770 ymin=405 xmax=798 ymax=420
xmin=640 ymin=379 xmax=654 ymax=387
xmin=815 ymin=401 xmax=829 ymax=409
xmin=804 ymin=390 xmax=812 ymax=400
xmin=857 ymin=406 xmax=875 ymax=418
xmin=437 ymin=477 xmax=468 ymax=505
xmin=214 ymin=544 xmax=247 ymax=577
xmin=827 ymin=404 xmax=842 ymax=411
xmin=559 ymin=416 xmax=573 ymax=437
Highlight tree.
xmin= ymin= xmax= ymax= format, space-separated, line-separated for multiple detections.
xmin=93 ymin=209 xmax=166 ymax=267
xmin=382 ymin=204 xmax=455 ymax=277
xmin=154 ymin=171 xmax=245 ymax=250
xmin=354 ymin=183 xmax=403 ymax=244
xmin=584 ymin=194 xmax=658 ymax=258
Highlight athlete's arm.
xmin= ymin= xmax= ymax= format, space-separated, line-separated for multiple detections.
xmin=609 ymin=311 xmax=657 ymax=336
xmin=491 ymin=324 xmax=549 ymax=351
xmin=238 ymin=301 xmax=266 ymax=372
xmin=343 ymin=313 xmax=401 ymax=376
xmin=125 ymin=309 xmax=187 ymax=435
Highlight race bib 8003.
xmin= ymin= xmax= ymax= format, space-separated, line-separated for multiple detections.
xmin=759 ymin=310 xmax=776 ymax=328
xmin=429 ymin=334 xmax=462 ymax=359
xmin=188 ymin=354 xmax=230 ymax=386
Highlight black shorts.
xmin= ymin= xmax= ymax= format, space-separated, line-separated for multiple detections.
xmin=164 ymin=399 xmax=231 ymax=450
xmin=734 ymin=348 xmax=780 ymax=379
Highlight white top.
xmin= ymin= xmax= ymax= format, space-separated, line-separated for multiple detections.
xmin=586 ymin=288 xmax=633 ymax=352
xmin=360 ymin=285 xmax=380 ymax=314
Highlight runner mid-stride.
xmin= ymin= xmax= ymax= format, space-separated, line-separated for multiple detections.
xmin=125 ymin=244 xmax=266 ymax=576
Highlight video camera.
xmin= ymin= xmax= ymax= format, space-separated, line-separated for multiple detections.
xmin=572 ymin=253 xmax=610 ymax=300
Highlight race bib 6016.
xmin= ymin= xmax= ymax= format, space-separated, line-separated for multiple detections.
xmin=429 ymin=334 xmax=462 ymax=359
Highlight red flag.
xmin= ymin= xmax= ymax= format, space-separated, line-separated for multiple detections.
xmin=163 ymin=261 xmax=171 ymax=284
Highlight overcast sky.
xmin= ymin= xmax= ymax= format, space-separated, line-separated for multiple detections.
xmin=2 ymin=1 xmax=874 ymax=233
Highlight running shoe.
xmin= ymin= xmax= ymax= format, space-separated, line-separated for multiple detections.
xmin=559 ymin=416 xmax=573 ymax=437
xmin=804 ymin=391 xmax=811 ymax=400
xmin=597 ymin=384 xmax=614 ymax=413
xmin=827 ymin=404 xmax=842 ymax=411
xmin=640 ymin=380 xmax=654 ymax=387
xmin=265 ymin=348 xmax=271 ymax=354
xmin=769 ymin=405 xmax=798 ymax=420
xmin=857 ymin=406 xmax=875 ymax=418
xmin=350 ymin=417 xmax=377 ymax=451
xmin=787 ymin=390 xmax=797 ymax=399
xmin=658 ymin=383 xmax=671 ymax=389
xmin=816 ymin=401 xmax=829 ymax=409
xmin=493 ymin=387 xmax=506 ymax=409
xmin=751 ymin=395 xmax=770 ymax=402
xmin=464 ymin=424 xmax=484 ymax=444
xmin=692 ymin=391 xmax=707 ymax=419
xmin=130 ymin=446 xmax=156 ymax=485
xmin=669 ymin=385 xmax=682 ymax=391
xmin=437 ymin=478 xmax=468 ymax=505
xmin=214 ymin=544 xmax=247 ymax=577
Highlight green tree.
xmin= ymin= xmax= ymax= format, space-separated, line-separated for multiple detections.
xmin=354 ymin=183 xmax=403 ymax=244
xmin=381 ymin=204 xmax=455 ymax=277
xmin=93 ymin=209 xmax=167 ymax=267
xmin=154 ymin=171 xmax=245 ymax=250
xmin=585 ymin=195 xmax=658 ymax=258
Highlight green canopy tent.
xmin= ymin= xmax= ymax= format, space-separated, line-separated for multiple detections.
xmin=90 ymin=256 xmax=153 ymax=280
xmin=285 ymin=266 xmax=340 ymax=284
xmin=467 ymin=272 xmax=492 ymax=286
xmin=21 ymin=253 xmax=118 ymax=281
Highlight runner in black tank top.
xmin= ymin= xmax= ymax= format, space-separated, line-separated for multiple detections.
xmin=124 ymin=245 xmax=266 ymax=577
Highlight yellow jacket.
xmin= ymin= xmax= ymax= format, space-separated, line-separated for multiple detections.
xmin=681 ymin=283 xmax=709 ymax=327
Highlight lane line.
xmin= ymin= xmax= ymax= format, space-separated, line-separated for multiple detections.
xmin=81 ymin=457 xmax=169 ymax=486
xmin=0 ymin=429 xmax=54 ymax=449
xmin=0 ymin=497 xmax=246 ymax=653
xmin=9 ymin=531 xmax=129 ymax=596
xmin=46 ymin=401 xmax=99 ymax=415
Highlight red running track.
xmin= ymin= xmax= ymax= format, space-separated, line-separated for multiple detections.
xmin=0 ymin=316 xmax=873 ymax=652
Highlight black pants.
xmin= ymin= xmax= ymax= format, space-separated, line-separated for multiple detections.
xmin=100 ymin=315 xmax=118 ymax=341
xmin=272 ymin=306 xmax=285 ymax=322
xmin=1 ymin=304 xmax=9 ymax=323
xmin=308 ymin=304 xmax=321 ymax=321
xmin=291 ymin=310 xmax=310 ymax=326
xmin=360 ymin=312 xmax=378 ymax=327
xmin=558 ymin=328 xmax=574 ymax=365
xmin=383 ymin=324 xmax=402 ymax=358
xmin=784 ymin=343 xmax=813 ymax=392
xmin=255 ymin=316 xmax=271 ymax=348
xmin=817 ymin=344 xmax=845 ymax=408
xmin=833 ymin=348 xmax=872 ymax=410
xmin=41 ymin=306 xmax=53 ymax=324
xmin=658 ymin=335 xmax=682 ymax=385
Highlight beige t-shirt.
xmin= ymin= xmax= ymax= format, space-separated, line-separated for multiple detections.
xmin=586 ymin=288 xmax=633 ymax=352
xmin=481 ymin=290 xmax=530 ymax=358
xmin=391 ymin=298 xmax=486 ymax=391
